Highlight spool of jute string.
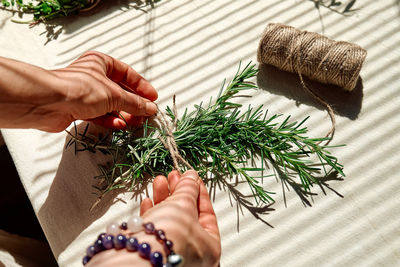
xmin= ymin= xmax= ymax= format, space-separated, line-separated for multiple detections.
xmin=257 ymin=23 xmax=367 ymax=141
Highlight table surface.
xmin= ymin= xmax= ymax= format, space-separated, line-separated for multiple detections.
xmin=1 ymin=1 xmax=400 ymax=266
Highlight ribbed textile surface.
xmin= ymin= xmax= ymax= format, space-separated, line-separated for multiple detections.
xmin=1 ymin=1 xmax=399 ymax=266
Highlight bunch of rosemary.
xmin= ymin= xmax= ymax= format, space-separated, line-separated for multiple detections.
xmin=68 ymin=62 xmax=344 ymax=208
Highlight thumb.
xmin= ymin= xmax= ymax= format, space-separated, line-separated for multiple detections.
xmin=171 ymin=170 xmax=200 ymax=214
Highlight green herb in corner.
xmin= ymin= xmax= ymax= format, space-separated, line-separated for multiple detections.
xmin=67 ymin=62 xmax=345 ymax=209
xmin=1 ymin=0 xmax=163 ymax=25
xmin=1 ymin=0 xmax=96 ymax=24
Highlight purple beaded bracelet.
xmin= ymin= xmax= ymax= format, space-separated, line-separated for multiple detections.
xmin=82 ymin=216 xmax=183 ymax=267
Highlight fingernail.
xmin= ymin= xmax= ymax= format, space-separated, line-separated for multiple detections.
xmin=145 ymin=102 xmax=157 ymax=116
xmin=182 ymin=170 xmax=199 ymax=181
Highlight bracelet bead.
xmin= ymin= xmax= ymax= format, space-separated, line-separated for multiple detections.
xmin=120 ymin=222 xmax=128 ymax=230
xmin=127 ymin=215 xmax=143 ymax=233
xmin=126 ymin=237 xmax=140 ymax=251
xmin=86 ymin=245 xmax=96 ymax=258
xmin=144 ymin=222 xmax=156 ymax=234
xmin=82 ymin=255 xmax=91 ymax=265
xmin=97 ymin=233 xmax=106 ymax=240
xmin=164 ymin=239 xmax=173 ymax=252
xmin=93 ymin=239 xmax=105 ymax=254
xmin=168 ymin=254 xmax=184 ymax=266
xmin=156 ymin=229 xmax=166 ymax=241
xmin=150 ymin=251 xmax=163 ymax=267
xmin=138 ymin=242 xmax=152 ymax=258
xmin=106 ymin=222 xmax=120 ymax=236
xmin=114 ymin=234 xmax=127 ymax=249
xmin=101 ymin=234 xmax=114 ymax=249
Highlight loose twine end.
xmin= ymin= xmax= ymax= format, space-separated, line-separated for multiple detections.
xmin=298 ymin=74 xmax=336 ymax=145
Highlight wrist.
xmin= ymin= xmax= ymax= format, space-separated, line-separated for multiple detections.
xmin=84 ymin=218 xmax=183 ymax=267
xmin=87 ymin=245 xmax=152 ymax=267
xmin=86 ymin=230 xmax=159 ymax=267
xmin=0 ymin=57 xmax=66 ymax=130
xmin=0 ymin=57 xmax=65 ymax=104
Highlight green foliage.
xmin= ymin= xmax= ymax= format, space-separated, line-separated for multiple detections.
xmin=1 ymin=0 xmax=162 ymax=24
xmin=1 ymin=0 xmax=91 ymax=23
xmin=67 ymin=62 xmax=345 ymax=210
xmin=310 ymin=0 xmax=358 ymax=15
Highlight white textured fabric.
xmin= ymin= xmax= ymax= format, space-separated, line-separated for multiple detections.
xmin=1 ymin=1 xmax=400 ymax=266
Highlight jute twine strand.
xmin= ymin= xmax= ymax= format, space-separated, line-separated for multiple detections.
xmin=155 ymin=96 xmax=194 ymax=174
xmin=257 ymin=23 xmax=366 ymax=141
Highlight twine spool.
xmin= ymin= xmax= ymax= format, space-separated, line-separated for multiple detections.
xmin=257 ymin=23 xmax=367 ymax=91
xmin=257 ymin=23 xmax=367 ymax=142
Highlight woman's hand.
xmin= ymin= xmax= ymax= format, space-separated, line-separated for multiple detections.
xmin=0 ymin=51 xmax=157 ymax=132
xmin=87 ymin=170 xmax=221 ymax=267
xmin=141 ymin=170 xmax=221 ymax=266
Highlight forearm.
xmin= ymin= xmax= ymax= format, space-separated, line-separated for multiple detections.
xmin=0 ymin=52 xmax=159 ymax=132
xmin=0 ymin=56 xmax=65 ymax=129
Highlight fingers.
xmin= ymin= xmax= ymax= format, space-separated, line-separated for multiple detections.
xmin=120 ymin=89 xmax=158 ymax=116
xmin=153 ymin=175 xmax=169 ymax=205
xmin=172 ymin=170 xmax=200 ymax=215
xmin=82 ymin=51 xmax=158 ymax=101
xmin=140 ymin=175 xmax=168 ymax=216
xmin=87 ymin=112 xmax=143 ymax=129
xmin=119 ymin=79 xmax=158 ymax=102
xmin=168 ymin=170 xmax=181 ymax=194
xmin=170 ymin=170 xmax=219 ymax=240
xmin=198 ymin=179 xmax=220 ymax=242
xmin=71 ymin=51 xmax=158 ymax=120
xmin=140 ymin=198 xmax=153 ymax=216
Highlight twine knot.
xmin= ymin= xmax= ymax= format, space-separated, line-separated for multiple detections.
xmin=155 ymin=95 xmax=193 ymax=173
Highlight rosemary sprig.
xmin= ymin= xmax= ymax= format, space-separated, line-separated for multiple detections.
xmin=1 ymin=0 xmax=95 ymax=24
xmin=310 ymin=0 xmax=358 ymax=15
xmin=68 ymin=62 xmax=345 ymax=207
xmin=1 ymin=0 xmax=162 ymax=25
